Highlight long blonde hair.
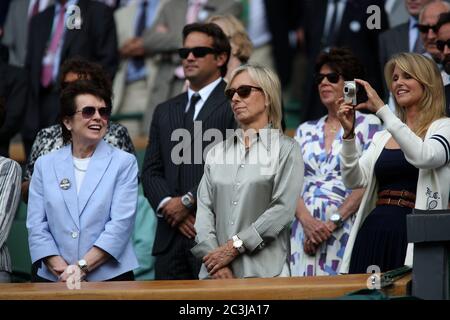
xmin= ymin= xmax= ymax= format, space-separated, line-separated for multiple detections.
xmin=226 ymin=64 xmax=282 ymax=130
xmin=384 ymin=53 xmax=446 ymax=138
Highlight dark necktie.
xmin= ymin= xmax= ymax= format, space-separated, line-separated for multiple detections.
xmin=130 ymin=0 xmax=147 ymax=70
xmin=29 ymin=0 xmax=41 ymax=35
xmin=185 ymin=93 xmax=201 ymax=126
xmin=326 ymin=0 xmax=339 ymax=47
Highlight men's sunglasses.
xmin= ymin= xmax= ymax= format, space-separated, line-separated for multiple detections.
xmin=417 ymin=24 xmax=438 ymax=34
xmin=436 ymin=39 xmax=450 ymax=52
xmin=315 ymin=72 xmax=340 ymax=85
xmin=75 ymin=106 xmax=111 ymax=120
xmin=225 ymin=85 xmax=262 ymax=100
xmin=178 ymin=46 xmax=216 ymax=59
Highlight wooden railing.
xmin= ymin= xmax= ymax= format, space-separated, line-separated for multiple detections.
xmin=0 ymin=273 xmax=411 ymax=300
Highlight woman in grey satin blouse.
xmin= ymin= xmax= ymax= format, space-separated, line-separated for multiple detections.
xmin=191 ymin=64 xmax=304 ymax=279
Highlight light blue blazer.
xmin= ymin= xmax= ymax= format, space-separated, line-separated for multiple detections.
xmin=27 ymin=139 xmax=139 ymax=281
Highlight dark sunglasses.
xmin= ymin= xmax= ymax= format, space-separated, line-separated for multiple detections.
xmin=417 ymin=24 xmax=438 ymax=34
xmin=74 ymin=106 xmax=111 ymax=120
xmin=225 ymin=85 xmax=263 ymax=100
xmin=436 ymin=39 xmax=450 ymax=52
xmin=178 ymin=46 xmax=216 ymax=59
xmin=315 ymin=72 xmax=340 ymax=85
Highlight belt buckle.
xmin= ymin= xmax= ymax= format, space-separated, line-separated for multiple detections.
xmin=400 ymin=190 xmax=406 ymax=198
xmin=397 ymin=199 xmax=404 ymax=207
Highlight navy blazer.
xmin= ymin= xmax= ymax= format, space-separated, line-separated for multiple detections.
xmin=27 ymin=140 xmax=139 ymax=281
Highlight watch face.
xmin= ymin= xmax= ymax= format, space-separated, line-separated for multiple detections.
xmin=78 ymin=259 xmax=87 ymax=267
xmin=233 ymin=239 xmax=243 ymax=248
xmin=182 ymin=195 xmax=192 ymax=207
xmin=331 ymin=214 xmax=340 ymax=222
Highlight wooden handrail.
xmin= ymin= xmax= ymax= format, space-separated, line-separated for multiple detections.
xmin=0 ymin=273 xmax=411 ymax=300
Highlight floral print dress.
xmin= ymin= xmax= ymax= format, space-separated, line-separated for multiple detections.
xmin=290 ymin=112 xmax=381 ymax=276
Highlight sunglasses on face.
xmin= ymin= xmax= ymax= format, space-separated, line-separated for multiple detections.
xmin=178 ymin=46 xmax=216 ymax=59
xmin=417 ymin=24 xmax=438 ymax=34
xmin=225 ymin=85 xmax=263 ymax=100
xmin=315 ymin=72 xmax=340 ymax=85
xmin=74 ymin=106 xmax=111 ymax=120
xmin=436 ymin=39 xmax=450 ymax=52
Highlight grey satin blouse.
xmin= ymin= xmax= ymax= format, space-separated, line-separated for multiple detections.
xmin=192 ymin=128 xmax=304 ymax=278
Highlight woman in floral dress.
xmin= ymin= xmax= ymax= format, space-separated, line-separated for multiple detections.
xmin=290 ymin=48 xmax=382 ymax=276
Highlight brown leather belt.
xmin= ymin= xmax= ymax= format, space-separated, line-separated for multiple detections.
xmin=378 ymin=190 xmax=416 ymax=201
xmin=376 ymin=198 xmax=415 ymax=209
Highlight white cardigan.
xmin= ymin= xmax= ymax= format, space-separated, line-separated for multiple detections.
xmin=339 ymin=105 xmax=450 ymax=273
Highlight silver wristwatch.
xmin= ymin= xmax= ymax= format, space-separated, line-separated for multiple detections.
xmin=232 ymin=235 xmax=245 ymax=254
xmin=330 ymin=213 xmax=343 ymax=228
xmin=181 ymin=193 xmax=194 ymax=209
xmin=77 ymin=259 xmax=89 ymax=273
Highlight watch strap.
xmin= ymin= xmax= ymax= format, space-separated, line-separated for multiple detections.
xmin=77 ymin=259 xmax=89 ymax=273
xmin=331 ymin=213 xmax=343 ymax=228
xmin=232 ymin=235 xmax=245 ymax=254
xmin=181 ymin=193 xmax=193 ymax=209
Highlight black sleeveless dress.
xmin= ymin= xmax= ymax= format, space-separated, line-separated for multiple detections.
xmin=349 ymin=148 xmax=419 ymax=274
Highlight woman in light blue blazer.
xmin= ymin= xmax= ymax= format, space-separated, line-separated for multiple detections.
xmin=27 ymin=81 xmax=139 ymax=282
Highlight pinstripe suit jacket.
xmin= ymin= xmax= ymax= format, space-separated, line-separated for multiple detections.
xmin=141 ymin=79 xmax=236 ymax=255
xmin=140 ymin=0 xmax=242 ymax=135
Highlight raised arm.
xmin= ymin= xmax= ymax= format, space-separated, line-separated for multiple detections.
xmin=377 ymin=106 xmax=450 ymax=169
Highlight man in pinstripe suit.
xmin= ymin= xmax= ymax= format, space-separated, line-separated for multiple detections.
xmin=141 ymin=23 xmax=236 ymax=280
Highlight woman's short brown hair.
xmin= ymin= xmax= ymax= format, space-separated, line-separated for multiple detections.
xmin=59 ymin=81 xmax=111 ymax=144
xmin=315 ymin=47 xmax=365 ymax=81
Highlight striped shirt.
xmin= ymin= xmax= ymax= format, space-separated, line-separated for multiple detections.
xmin=0 ymin=157 xmax=21 ymax=273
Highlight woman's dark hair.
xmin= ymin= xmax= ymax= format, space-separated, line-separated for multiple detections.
xmin=59 ymin=80 xmax=112 ymax=144
xmin=314 ymin=47 xmax=366 ymax=81
xmin=182 ymin=22 xmax=231 ymax=77
xmin=0 ymin=96 xmax=5 ymax=128
xmin=59 ymin=57 xmax=112 ymax=98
